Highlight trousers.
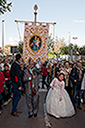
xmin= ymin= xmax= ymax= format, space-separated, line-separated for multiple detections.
xmin=12 ymin=83 xmax=21 ymax=113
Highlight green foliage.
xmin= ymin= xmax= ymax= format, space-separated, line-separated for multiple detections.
xmin=82 ymin=61 xmax=85 ymax=67
xmin=17 ymin=36 xmax=85 ymax=57
xmin=0 ymin=0 xmax=12 ymax=15
xmin=68 ymin=43 xmax=73 ymax=49
xmin=48 ymin=34 xmax=54 ymax=53
xmin=17 ymin=41 xmax=23 ymax=54
xmin=60 ymin=43 xmax=85 ymax=56
xmin=79 ymin=46 xmax=85 ymax=55
xmin=60 ymin=45 xmax=68 ymax=55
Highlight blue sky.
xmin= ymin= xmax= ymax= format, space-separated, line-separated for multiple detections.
xmin=0 ymin=0 xmax=85 ymax=47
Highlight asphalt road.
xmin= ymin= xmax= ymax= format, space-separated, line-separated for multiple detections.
xmin=0 ymin=91 xmax=47 ymax=128
xmin=48 ymin=105 xmax=85 ymax=128
xmin=0 ymin=89 xmax=85 ymax=128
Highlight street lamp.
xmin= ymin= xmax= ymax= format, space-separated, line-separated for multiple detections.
xmin=72 ymin=37 xmax=78 ymax=60
xmin=68 ymin=32 xmax=79 ymax=61
xmin=33 ymin=4 xmax=38 ymax=25
xmin=2 ymin=20 xmax=5 ymax=56
xmin=68 ymin=32 xmax=73 ymax=61
xmin=72 ymin=37 xmax=78 ymax=40
xmin=53 ymin=22 xmax=56 ymax=41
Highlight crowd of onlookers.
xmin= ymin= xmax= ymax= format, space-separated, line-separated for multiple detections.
xmin=0 ymin=56 xmax=85 ymax=115
xmin=43 ymin=59 xmax=85 ymax=110
xmin=0 ymin=58 xmax=13 ymax=115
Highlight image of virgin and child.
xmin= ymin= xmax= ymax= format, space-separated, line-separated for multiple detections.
xmin=30 ymin=35 xmax=41 ymax=51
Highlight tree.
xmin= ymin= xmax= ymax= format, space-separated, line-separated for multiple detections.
xmin=47 ymin=34 xmax=55 ymax=58
xmin=68 ymin=43 xmax=74 ymax=49
xmin=17 ymin=41 xmax=23 ymax=54
xmin=79 ymin=45 xmax=85 ymax=55
xmin=0 ymin=0 xmax=12 ymax=15
xmin=59 ymin=43 xmax=85 ymax=56
xmin=68 ymin=43 xmax=79 ymax=55
xmin=47 ymin=34 xmax=54 ymax=53
xmin=60 ymin=45 xmax=69 ymax=55
xmin=47 ymin=36 xmax=66 ymax=58
xmin=73 ymin=44 xmax=79 ymax=55
xmin=55 ymin=37 xmax=65 ymax=54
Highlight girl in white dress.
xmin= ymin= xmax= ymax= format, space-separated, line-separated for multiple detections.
xmin=46 ymin=73 xmax=75 ymax=118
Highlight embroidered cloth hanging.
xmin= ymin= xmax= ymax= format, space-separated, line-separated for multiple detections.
xmin=23 ymin=22 xmax=49 ymax=63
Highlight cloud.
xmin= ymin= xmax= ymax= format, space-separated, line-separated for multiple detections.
xmin=5 ymin=37 xmax=19 ymax=46
xmin=73 ymin=20 xmax=85 ymax=23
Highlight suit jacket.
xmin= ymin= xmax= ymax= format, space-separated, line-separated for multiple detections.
xmin=69 ymin=65 xmax=84 ymax=87
xmin=23 ymin=68 xmax=33 ymax=95
xmin=10 ymin=61 xmax=22 ymax=87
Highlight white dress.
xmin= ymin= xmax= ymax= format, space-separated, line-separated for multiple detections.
xmin=81 ymin=73 xmax=85 ymax=91
xmin=46 ymin=78 xmax=75 ymax=118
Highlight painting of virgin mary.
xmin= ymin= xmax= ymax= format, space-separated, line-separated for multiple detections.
xmin=30 ymin=35 xmax=41 ymax=51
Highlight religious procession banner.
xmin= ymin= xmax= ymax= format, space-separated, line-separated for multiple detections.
xmin=23 ymin=22 xmax=49 ymax=63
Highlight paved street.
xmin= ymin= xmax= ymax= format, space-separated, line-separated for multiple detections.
xmin=0 ymin=89 xmax=85 ymax=128
xmin=0 ymin=90 xmax=47 ymax=128
xmin=48 ymin=105 xmax=85 ymax=128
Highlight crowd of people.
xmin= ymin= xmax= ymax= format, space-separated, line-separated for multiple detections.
xmin=0 ymin=54 xmax=85 ymax=119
